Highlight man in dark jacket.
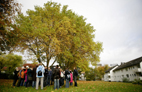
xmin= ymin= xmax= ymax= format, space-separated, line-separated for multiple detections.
xmin=53 ymin=65 xmax=60 ymax=90
xmin=44 ymin=66 xmax=48 ymax=87
xmin=26 ymin=66 xmax=33 ymax=87
xmin=47 ymin=67 xmax=52 ymax=86
xmin=32 ymin=65 xmax=38 ymax=88
xmin=73 ymin=67 xmax=78 ymax=87
xmin=13 ymin=67 xmax=19 ymax=86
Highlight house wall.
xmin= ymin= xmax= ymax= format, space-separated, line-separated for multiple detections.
xmin=104 ymin=62 xmax=142 ymax=82
xmin=104 ymin=66 xmax=118 ymax=81
xmin=113 ymin=64 xmax=141 ymax=82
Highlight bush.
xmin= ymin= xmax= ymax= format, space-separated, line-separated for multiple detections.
xmin=122 ymin=77 xmax=130 ymax=83
xmin=0 ymin=73 xmax=14 ymax=79
xmin=132 ymin=79 xmax=142 ymax=85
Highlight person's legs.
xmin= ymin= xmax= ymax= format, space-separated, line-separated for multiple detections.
xmin=17 ymin=78 xmax=21 ymax=87
xmin=13 ymin=79 xmax=17 ymax=86
xmin=32 ymin=81 xmax=36 ymax=88
xmin=74 ymin=76 xmax=77 ymax=86
xmin=20 ymin=78 xmax=24 ymax=86
xmin=57 ymin=79 xmax=59 ymax=89
xmin=36 ymin=77 xmax=39 ymax=90
xmin=66 ymin=79 xmax=69 ymax=88
xmin=41 ymin=77 xmax=43 ymax=89
xmin=54 ymin=79 xmax=57 ymax=89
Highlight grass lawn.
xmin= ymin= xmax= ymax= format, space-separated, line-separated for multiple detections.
xmin=0 ymin=79 xmax=142 ymax=92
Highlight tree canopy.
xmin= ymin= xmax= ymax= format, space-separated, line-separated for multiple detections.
xmin=14 ymin=1 xmax=103 ymax=71
xmin=0 ymin=0 xmax=21 ymax=54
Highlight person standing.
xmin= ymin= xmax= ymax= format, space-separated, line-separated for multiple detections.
xmin=20 ymin=67 xmax=25 ymax=86
xmin=13 ymin=67 xmax=19 ymax=86
xmin=73 ymin=67 xmax=78 ymax=87
xmin=53 ymin=65 xmax=60 ymax=90
xmin=65 ymin=68 xmax=70 ymax=88
xmin=17 ymin=68 xmax=22 ymax=87
xmin=47 ymin=67 xmax=52 ymax=86
xmin=69 ymin=70 xmax=73 ymax=86
xmin=59 ymin=68 xmax=64 ymax=88
xmin=26 ymin=66 xmax=33 ymax=87
xmin=44 ymin=66 xmax=48 ymax=87
xmin=36 ymin=63 xmax=45 ymax=90
xmin=32 ymin=65 xmax=38 ymax=88
xmin=24 ymin=66 xmax=28 ymax=87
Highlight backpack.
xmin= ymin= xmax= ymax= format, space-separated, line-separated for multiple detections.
xmin=38 ymin=66 xmax=43 ymax=76
xmin=38 ymin=70 xmax=42 ymax=76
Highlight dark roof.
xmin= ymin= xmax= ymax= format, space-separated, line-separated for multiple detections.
xmin=105 ymin=65 xmax=118 ymax=73
xmin=113 ymin=56 xmax=142 ymax=71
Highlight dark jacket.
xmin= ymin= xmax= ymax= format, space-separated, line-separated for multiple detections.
xmin=65 ymin=69 xmax=70 ymax=79
xmin=48 ymin=70 xmax=52 ymax=76
xmin=53 ymin=68 xmax=60 ymax=79
xmin=44 ymin=69 xmax=48 ymax=77
xmin=73 ymin=69 xmax=78 ymax=77
xmin=27 ymin=68 xmax=32 ymax=77
xmin=32 ymin=67 xmax=37 ymax=81
xmin=13 ymin=70 xmax=19 ymax=79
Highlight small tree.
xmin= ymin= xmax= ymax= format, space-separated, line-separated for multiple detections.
xmin=0 ymin=54 xmax=23 ymax=78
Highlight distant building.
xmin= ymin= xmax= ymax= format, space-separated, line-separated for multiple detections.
xmin=104 ymin=65 xmax=118 ymax=81
xmin=79 ymin=72 xmax=86 ymax=81
xmin=104 ymin=56 xmax=142 ymax=82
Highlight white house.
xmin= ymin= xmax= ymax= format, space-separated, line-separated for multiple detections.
xmin=104 ymin=65 xmax=118 ymax=81
xmin=104 ymin=56 xmax=142 ymax=82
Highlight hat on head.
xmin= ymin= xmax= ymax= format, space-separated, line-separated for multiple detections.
xmin=22 ymin=66 xmax=24 ymax=69
xmin=26 ymin=66 xmax=29 ymax=68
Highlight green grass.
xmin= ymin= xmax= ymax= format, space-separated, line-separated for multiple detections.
xmin=0 ymin=79 xmax=142 ymax=92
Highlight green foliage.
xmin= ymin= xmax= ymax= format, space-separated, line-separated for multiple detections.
xmin=14 ymin=1 xmax=103 ymax=71
xmin=0 ymin=54 xmax=23 ymax=77
xmin=122 ymin=77 xmax=130 ymax=83
xmin=0 ymin=0 xmax=21 ymax=54
xmin=85 ymin=68 xmax=96 ymax=81
xmin=132 ymin=79 xmax=142 ymax=85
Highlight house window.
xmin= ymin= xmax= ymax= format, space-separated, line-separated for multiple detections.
xmin=137 ymin=64 xmax=140 ymax=68
xmin=125 ymin=68 xmax=128 ymax=71
xmin=134 ymin=74 xmax=136 ymax=77
xmin=126 ymin=74 xmax=129 ymax=78
xmin=122 ymin=75 xmax=124 ymax=78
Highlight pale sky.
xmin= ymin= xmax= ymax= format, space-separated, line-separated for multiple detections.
xmin=17 ymin=0 xmax=142 ymax=66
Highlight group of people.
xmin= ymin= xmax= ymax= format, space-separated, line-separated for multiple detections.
xmin=13 ymin=63 xmax=78 ymax=90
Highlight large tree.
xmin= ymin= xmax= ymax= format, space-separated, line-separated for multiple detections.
xmin=14 ymin=1 xmax=102 ymax=71
xmin=0 ymin=0 xmax=21 ymax=54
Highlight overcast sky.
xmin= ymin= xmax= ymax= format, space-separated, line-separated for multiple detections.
xmin=17 ymin=0 xmax=142 ymax=66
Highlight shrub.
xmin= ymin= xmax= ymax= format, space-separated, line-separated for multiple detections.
xmin=132 ymin=79 xmax=142 ymax=85
xmin=122 ymin=77 xmax=130 ymax=83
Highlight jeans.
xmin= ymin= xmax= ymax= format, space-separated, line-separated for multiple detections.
xmin=54 ymin=79 xmax=59 ymax=89
xmin=74 ymin=76 xmax=77 ymax=86
xmin=60 ymin=77 xmax=64 ymax=87
xmin=44 ymin=76 xmax=47 ymax=87
xmin=70 ymin=82 xmax=73 ymax=86
xmin=32 ymin=81 xmax=36 ymax=88
xmin=20 ymin=78 xmax=24 ymax=86
xmin=13 ymin=79 xmax=18 ymax=86
xmin=47 ymin=76 xmax=51 ymax=86
xmin=66 ymin=79 xmax=69 ymax=88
